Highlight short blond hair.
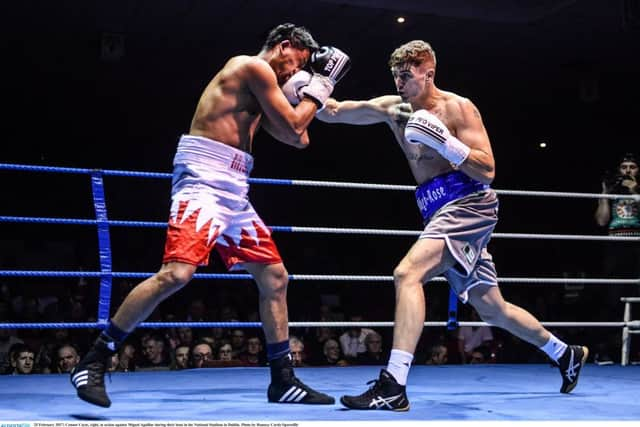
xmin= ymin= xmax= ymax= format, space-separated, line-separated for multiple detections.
xmin=389 ymin=40 xmax=436 ymax=68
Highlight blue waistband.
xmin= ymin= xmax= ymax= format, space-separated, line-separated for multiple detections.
xmin=415 ymin=171 xmax=490 ymax=222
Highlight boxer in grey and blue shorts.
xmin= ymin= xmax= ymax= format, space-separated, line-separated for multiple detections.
xmin=318 ymin=39 xmax=589 ymax=411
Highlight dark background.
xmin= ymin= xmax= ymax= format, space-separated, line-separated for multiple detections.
xmin=1 ymin=0 xmax=639 ymax=326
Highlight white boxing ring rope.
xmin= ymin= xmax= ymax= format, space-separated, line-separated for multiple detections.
xmin=1 ymin=163 xmax=639 ymax=365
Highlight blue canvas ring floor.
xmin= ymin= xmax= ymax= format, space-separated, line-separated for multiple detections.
xmin=1 ymin=365 xmax=638 ymax=421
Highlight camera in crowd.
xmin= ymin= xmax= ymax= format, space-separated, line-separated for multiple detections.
xmin=603 ymin=171 xmax=635 ymax=194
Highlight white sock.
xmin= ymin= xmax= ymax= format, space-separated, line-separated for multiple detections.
xmin=539 ymin=333 xmax=568 ymax=362
xmin=386 ymin=349 xmax=414 ymax=386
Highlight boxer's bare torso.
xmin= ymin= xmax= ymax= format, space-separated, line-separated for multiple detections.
xmin=189 ymin=56 xmax=264 ymax=153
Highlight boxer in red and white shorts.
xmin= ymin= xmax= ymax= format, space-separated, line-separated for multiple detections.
xmin=163 ymin=135 xmax=282 ymax=270
xmin=70 ymin=23 xmax=351 ymax=409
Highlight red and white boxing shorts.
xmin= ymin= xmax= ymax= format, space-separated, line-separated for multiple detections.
xmin=162 ymin=135 xmax=282 ymax=270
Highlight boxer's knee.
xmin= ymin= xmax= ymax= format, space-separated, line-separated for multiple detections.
xmin=155 ymin=263 xmax=195 ymax=295
xmin=259 ymin=264 xmax=289 ymax=300
xmin=393 ymin=257 xmax=435 ymax=291
xmin=393 ymin=261 xmax=422 ymax=290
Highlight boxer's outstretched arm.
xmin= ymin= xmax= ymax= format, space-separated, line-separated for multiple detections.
xmin=317 ymin=95 xmax=408 ymax=126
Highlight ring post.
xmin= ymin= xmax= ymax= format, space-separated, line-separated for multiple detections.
xmin=91 ymin=170 xmax=113 ymax=327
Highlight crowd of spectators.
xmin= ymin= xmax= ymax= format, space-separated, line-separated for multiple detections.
xmin=2 ymin=272 xmax=637 ymax=376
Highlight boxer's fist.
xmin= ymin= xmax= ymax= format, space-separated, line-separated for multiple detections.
xmin=300 ymin=46 xmax=351 ymax=110
xmin=281 ymin=70 xmax=311 ymax=105
xmin=405 ymin=109 xmax=470 ymax=166
xmin=309 ymin=46 xmax=351 ymax=84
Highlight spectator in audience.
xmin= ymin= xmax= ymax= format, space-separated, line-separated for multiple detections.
xmin=116 ymin=342 xmax=136 ymax=372
xmin=138 ymin=334 xmax=170 ymax=370
xmin=176 ymin=327 xmax=194 ymax=348
xmin=0 ymin=326 xmax=23 ymax=374
xmin=191 ymin=342 xmax=214 ymax=368
xmin=595 ymin=152 xmax=640 ymax=277
xmin=239 ymin=335 xmax=266 ymax=367
xmin=457 ymin=310 xmax=494 ymax=364
xmin=356 ymin=331 xmax=387 ymax=365
xmin=306 ymin=326 xmax=337 ymax=364
xmin=198 ymin=334 xmax=218 ymax=354
xmin=56 ymin=344 xmax=81 ymax=373
xmin=187 ymin=298 xmax=207 ymax=321
xmin=469 ymin=350 xmax=487 ymax=364
xmin=10 ymin=343 xmax=35 ymax=375
xmin=108 ymin=352 xmax=120 ymax=372
xmin=338 ymin=314 xmax=375 ymax=361
xmin=172 ymin=345 xmax=191 ymax=370
xmin=289 ymin=336 xmax=308 ymax=367
xmin=425 ymin=343 xmax=448 ymax=365
xmin=218 ymin=343 xmax=234 ymax=361
xmin=594 ymin=153 xmax=640 ymax=363
xmin=230 ymin=329 xmax=247 ymax=358
xmin=318 ymin=338 xmax=349 ymax=367
xmin=219 ymin=305 xmax=239 ymax=322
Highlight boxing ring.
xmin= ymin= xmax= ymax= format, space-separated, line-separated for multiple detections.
xmin=1 ymin=162 xmax=639 ymax=422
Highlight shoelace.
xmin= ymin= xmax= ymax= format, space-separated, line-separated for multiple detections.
xmin=361 ymin=379 xmax=382 ymax=399
xmin=86 ymin=354 xmax=112 ymax=386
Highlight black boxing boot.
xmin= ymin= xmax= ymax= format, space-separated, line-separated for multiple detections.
xmin=267 ymin=354 xmax=334 ymax=404
xmin=557 ymin=345 xmax=589 ymax=393
xmin=340 ymin=369 xmax=410 ymax=411
xmin=70 ymin=334 xmax=116 ymax=407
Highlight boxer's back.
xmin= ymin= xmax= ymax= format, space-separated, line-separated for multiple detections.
xmin=189 ymin=55 xmax=263 ymax=153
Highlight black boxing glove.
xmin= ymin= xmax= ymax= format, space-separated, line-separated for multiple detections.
xmin=309 ymin=46 xmax=351 ymax=84
xmin=300 ymin=46 xmax=351 ymax=110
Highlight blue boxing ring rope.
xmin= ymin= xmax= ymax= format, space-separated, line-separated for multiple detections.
xmin=3 ymin=163 xmax=640 ymax=422
xmin=0 ymin=162 xmax=638 ymax=336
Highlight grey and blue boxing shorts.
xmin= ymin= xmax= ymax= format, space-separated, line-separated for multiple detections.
xmin=415 ymin=170 xmax=499 ymax=303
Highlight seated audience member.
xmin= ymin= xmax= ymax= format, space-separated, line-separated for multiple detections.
xmin=306 ymin=326 xmax=337 ymax=365
xmin=191 ymin=342 xmax=214 ymax=368
xmin=339 ymin=315 xmax=374 ymax=361
xmin=238 ymin=335 xmax=266 ymax=367
xmin=137 ymin=334 xmax=170 ymax=370
xmin=356 ymin=331 xmax=387 ymax=365
xmin=10 ymin=343 xmax=35 ymax=375
xmin=108 ymin=352 xmax=120 ymax=373
xmin=204 ymin=343 xmax=243 ymax=367
xmin=117 ymin=342 xmax=136 ymax=372
xmin=172 ymin=345 xmax=191 ymax=370
xmin=176 ymin=327 xmax=194 ymax=348
xmin=469 ymin=349 xmax=488 ymax=364
xmin=318 ymin=339 xmax=349 ymax=367
xmin=425 ymin=343 xmax=449 ymax=365
xmin=230 ymin=329 xmax=247 ymax=359
xmin=0 ymin=327 xmax=23 ymax=374
xmin=289 ymin=336 xmax=308 ymax=367
xmin=458 ymin=310 xmax=494 ymax=364
xmin=56 ymin=344 xmax=81 ymax=373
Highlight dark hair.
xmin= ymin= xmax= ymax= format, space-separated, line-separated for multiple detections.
xmin=262 ymin=23 xmax=319 ymax=52
xmin=10 ymin=343 xmax=33 ymax=361
xmin=619 ymin=152 xmax=638 ymax=166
